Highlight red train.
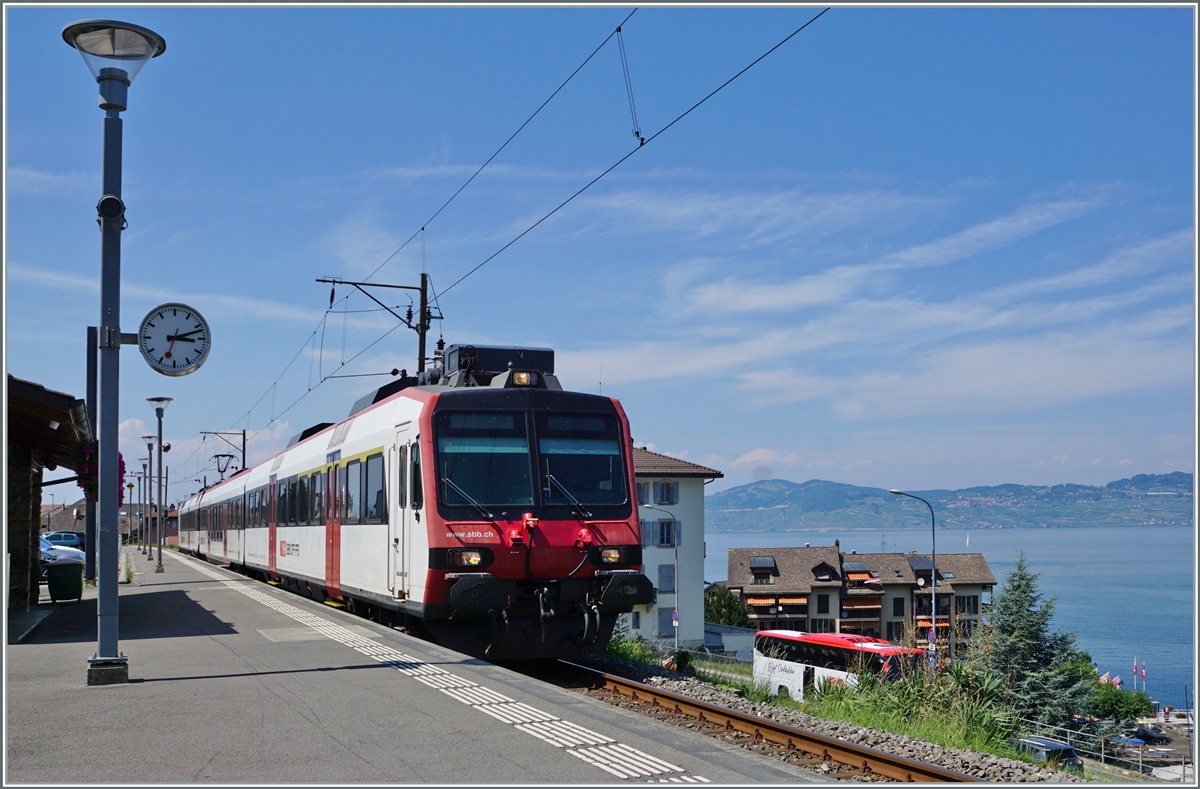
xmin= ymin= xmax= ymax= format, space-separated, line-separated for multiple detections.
xmin=179 ymin=345 xmax=655 ymax=659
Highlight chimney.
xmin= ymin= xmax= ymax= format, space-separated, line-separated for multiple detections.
xmin=834 ymin=539 xmax=840 ymax=550
xmin=804 ymin=542 xmax=810 ymax=548
xmin=851 ymin=550 xmax=857 ymax=555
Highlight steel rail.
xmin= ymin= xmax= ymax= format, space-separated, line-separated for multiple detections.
xmin=560 ymin=661 xmax=983 ymax=783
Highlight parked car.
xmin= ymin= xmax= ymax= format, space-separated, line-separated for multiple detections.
xmin=44 ymin=531 xmax=85 ymax=551
xmin=1008 ymin=736 xmax=1084 ymax=772
xmin=39 ymin=536 xmax=85 ymax=579
xmin=1135 ymin=725 xmax=1170 ymax=745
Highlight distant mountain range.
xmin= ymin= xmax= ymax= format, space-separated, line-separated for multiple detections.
xmin=705 ymin=472 xmax=1193 ymax=532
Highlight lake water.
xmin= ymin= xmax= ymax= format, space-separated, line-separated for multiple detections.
xmin=704 ymin=525 xmax=1195 ymax=709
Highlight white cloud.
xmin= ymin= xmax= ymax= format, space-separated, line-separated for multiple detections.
xmin=325 ymin=203 xmax=404 ymax=276
xmin=7 ymin=165 xmax=93 ymax=195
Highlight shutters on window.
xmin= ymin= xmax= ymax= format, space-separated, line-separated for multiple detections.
xmin=641 ymin=519 xmax=650 ymax=547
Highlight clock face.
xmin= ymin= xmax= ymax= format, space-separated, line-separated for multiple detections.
xmin=138 ymin=303 xmax=211 ymax=376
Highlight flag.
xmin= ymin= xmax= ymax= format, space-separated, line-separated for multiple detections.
xmin=1135 ymin=656 xmax=1139 ymax=674
xmin=1113 ymin=675 xmax=1122 ymax=687
xmin=1142 ymin=663 xmax=1146 ymax=681
xmin=1100 ymin=672 xmax=1111 ymax=684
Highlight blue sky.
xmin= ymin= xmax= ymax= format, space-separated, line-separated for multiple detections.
xmin=6 ymin=6 xmax=1195 ymax=502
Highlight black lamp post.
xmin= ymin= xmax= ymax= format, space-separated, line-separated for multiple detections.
xmin=890 ymin=489 xmax=938 ymax=659
xmin=64 ymin=19 xmax=166 ymax=686
xmin=148 ymin=398 xmax=172 ymax=573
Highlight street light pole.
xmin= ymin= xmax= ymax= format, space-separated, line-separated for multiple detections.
xmin=64 ymin=19 xmax=165 ymax=685
xmin=148 ymin=398 xmax=171 ymax=573
xmin=890 ymin=490 xmax=937 ymax=662
xmin=143 ymin=439 xmax=155 ymax=555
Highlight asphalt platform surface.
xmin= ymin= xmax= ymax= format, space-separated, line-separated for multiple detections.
xmin=6 ymin=549 xmax=821 ymax=784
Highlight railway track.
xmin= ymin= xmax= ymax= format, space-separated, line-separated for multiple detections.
xmin=554 ymin=661 xmax=983 ymax=783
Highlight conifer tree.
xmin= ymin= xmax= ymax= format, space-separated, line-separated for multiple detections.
xmin=985 ymin=553 xmax=1095 ymax=726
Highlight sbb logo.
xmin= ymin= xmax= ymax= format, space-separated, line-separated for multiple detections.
xmin=280 ymin=541 xmax=287 ymax=557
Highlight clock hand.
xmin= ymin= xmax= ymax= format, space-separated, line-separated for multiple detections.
xmin=166 ymin=335 xmax=197 ymax=343
xmin=172 ymin=328 xmax=206 ymax=338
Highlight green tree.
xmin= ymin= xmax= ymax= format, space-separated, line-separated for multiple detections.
xmin=1091 ymin=683 xmax=1154 ymax=723
xmin=985 ymin=553 xmax=1095 ymax=726
xmin=704 ymin=586 xmax=751 ymax=628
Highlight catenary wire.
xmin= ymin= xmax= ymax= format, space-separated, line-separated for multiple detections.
xmin=361 ymin=7 xmax=639 ymax=285
xmin=439 ymin=7 xmax=831 ymax=298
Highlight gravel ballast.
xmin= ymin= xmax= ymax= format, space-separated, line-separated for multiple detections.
xmin=578 ymin=656 xmax=1083 ymax=783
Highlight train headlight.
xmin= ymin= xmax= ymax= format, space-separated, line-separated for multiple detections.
xmin=449 ymin=549 xmax=484 ymax=567
xmin=511 ymin=371 xmax=537 ymax=386
xmin=599 ymin=547 xmax=625 ymax=564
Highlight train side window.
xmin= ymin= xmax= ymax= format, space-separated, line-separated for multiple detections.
xmin=397 ymin=446 xmax=407 ymax=510
xmin=311 ymin=471 xmax=324 ymax=525
xmin=410 ymin=443 xmax=423 ymax=510
xmin=288 ymin=477 xmax=299 ymax=525
xmin=301 ymin=475 xmax=312 ymax=526
xmin=276 ymin=482 xmax=286 ymax=528
xmin=364 ymin=454 xmax=386 ymax=524
xmin=344 ymin=461 xmax=361 ymax=524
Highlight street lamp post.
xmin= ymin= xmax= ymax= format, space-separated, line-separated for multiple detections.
xmin=890 ymin=489 xmax=938 ymax=663
xmin=639 ymin=503 xmax=679 ymax=655
xmin=139 ymin=458 xmax=149 ymax=552
xmin=148 ymin=398 xmax=172 ymax=573
xmin=64 ymin=19 xmax=166 ymax=685
xmin=142 ymin=438 xmax=155 ymax=555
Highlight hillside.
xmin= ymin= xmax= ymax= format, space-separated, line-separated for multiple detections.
xmin=705 ymin=472 xmax=1193 ymax=532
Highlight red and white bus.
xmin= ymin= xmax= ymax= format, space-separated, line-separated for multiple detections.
xmin=753 ymin=630 xmax=924 ymax=700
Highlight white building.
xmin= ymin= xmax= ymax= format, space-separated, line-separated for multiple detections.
xmin=629 ymin=448 xmax=723 ymax=649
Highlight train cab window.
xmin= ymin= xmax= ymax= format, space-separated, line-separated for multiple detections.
xmin=296 ymin=476 xmax=307 ymax=526
xmin=396 ymin=446 xmax=408 ymax=510
xmin=344 ymin=460 xmax=361 ymax=524
xmin=311 ymin=472 xmax=324 ymax=525
xmin=364 ymin=454 xmax=386 ymax=523
xmin=536 ymin=412 xmax=627 ymax=506
xmin=410 ymin=443 xmax=423 ymax=510
xmin=434 ymin=411 xmax=533 ymax=507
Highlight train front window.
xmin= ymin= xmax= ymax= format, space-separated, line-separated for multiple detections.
xmin=536 ymin=413 xmax=626 ymax=506
xmin=435 ymin=411 xmax=534 ymax=507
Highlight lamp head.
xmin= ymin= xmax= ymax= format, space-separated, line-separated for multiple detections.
xmin=889 ymin=489 xmax=902 ymax=495
xmin=147 ymin=396 xmax=173 ymax=411
xmin=63 ymin=20 xmax=165 ymax=83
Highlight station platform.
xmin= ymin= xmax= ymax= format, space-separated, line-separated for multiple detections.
xmin=6 ymin=549 xmax=820 ymax=784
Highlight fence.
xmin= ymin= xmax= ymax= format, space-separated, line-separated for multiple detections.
xmin=1018 ymin=718 xmax=1192 ymax=780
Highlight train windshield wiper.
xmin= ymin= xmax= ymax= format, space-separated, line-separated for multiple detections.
xmin=545 ymin=474 xmax=592 ymax=520
xmin=441 ymin=477 xmax=494 ymax=521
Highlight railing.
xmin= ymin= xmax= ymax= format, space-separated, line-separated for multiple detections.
xmin=1018 ymin=717 xmax=1192 ymax=779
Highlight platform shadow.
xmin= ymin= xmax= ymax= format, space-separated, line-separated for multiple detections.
xmin=25 ymin=588 xmax=238 ymax=644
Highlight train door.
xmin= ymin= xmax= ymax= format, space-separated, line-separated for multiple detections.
xmin=268 ymin=477 xmax=277 ymax=577
xmin=389 ymin=429 xmax=411 ymax=598
xmin=325 ymin=462 xmax=341 ymax=599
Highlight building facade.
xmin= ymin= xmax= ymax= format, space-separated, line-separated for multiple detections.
xmin=726 ymin=540 xmax=995 ymax=660
xmin=629 ymin=448 xmax=722 ymax=649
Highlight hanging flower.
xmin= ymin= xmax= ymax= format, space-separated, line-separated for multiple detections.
xmin=76 ymin=439 xmax=99 ymax=501
xmin=75 ymin=440 xmax=127 ymax=507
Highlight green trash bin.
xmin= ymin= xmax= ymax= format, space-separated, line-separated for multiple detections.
xmin=47 ymin=561 xmax=84 ymax=603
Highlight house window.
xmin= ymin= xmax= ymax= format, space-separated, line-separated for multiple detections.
xmin=636 ymin=482 xmax=649 ymax=505
xmin=892 ymin=597 xmax=905 ymax=617
xmin=810 ymin=618 xmax=834 ymax=633
xmin=657 ymin=520 xmax=675 ymax=547
xmin=658 ymin=607 xmax=675 ymax=637
xmin=816 ymin=594 xmax=829 ymax=614
xmin=959 ymin=619 xmax=975 ymax=638
xmin=955 ymin=595 xmax=979 ymax=615
xmin=654 ymin=481 xmax=678 ymax=505
xmin=751 ymin=572 xmax=774 ymax=585
xmin=658 ymin=564 xmax=675 ymax=594
xmin=887 ymin=621 xmax=905 ymax=642
xmin=630 ymin=612 xmax=640 ymax=630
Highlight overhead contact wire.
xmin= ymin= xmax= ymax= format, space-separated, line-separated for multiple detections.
xmin=362 ymin=7 xmax=638 ymax=284
xmin=440 ymin=7 xmax=831 ymax=297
